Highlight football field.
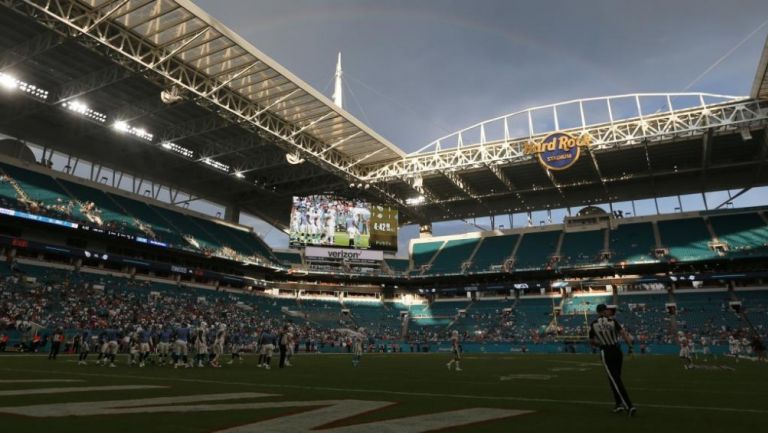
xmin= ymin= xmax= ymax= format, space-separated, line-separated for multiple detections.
xmin=0 ymin=353 xmax=765 ymax=432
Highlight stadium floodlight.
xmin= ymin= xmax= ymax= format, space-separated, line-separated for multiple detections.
xmin=113 ymin=121 xmax=129 ymax=132
xmin=69 ymin=101 xmax=88 ymax=114
xmin=113 ymin=120 xmax=153 ymax=141
xmin=406 ymin=196 xmax=425 ymax=205
xmin=62 ymin=100 xmax=107 ymax=122
xmin=202 ymin=157 xmax=230 ymax=172
xmin=161 ymin=142 xmax=194 ymax=158
xmin=0 ymin=72 xmax=48 ymax=100
xmin=0 ymin=73 xmax=17 ymax=90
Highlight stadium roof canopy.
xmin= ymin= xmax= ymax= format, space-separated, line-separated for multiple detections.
xmin=0 ymin=0 xmax=406 ymax=227
xmin=0 ymin=1 xmax=767 ymax=228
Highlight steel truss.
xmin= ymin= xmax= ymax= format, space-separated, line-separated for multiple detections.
xmin=5 ymin=0 xmax=365 ymax=179
xmin=364 ymin=95 xmax=768 ymax=202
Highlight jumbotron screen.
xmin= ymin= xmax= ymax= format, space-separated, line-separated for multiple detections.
xmin=289 ymin=195 xmax=398 ymax=251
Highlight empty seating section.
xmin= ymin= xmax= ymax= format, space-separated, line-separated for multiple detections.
xmin=0 ymin=161 xmax=281 ymax=262
xmin=468 ymin=234 xmax=519 ymax=272
xmin=425 ymin=238 xmax=479 ymax=274
xmin=562 ymin=295 xmax=611 ymax=315
xmin=149 ymin=205 xmax=221 ymax=251
xmin=385 ymin=258 xmax=409 ymax=273
xmin=0 ymin=162 xmax=85 ymax=221
xmin=559 ymin=230 xmax=605 ymax=267
xmin=0 ymin=163 xmax=71 ymax=207
xmin=411 ymin=240 xmax=444 ymax=273
xmin=56 ymin=179 xmax=144 ymax=236
xmin=104 ymin=193 xmax=188 ymax=247
xmin=709 ymin=213 xmax=768 ymax=258
xmin=610 ymin=222 xmax=656 ymax=264
xmin=275 ymin=251 xmax=303 ymax=266
xmin=514 ymin=230 xmax=560 ymax=270
xmin=0 ymin=172 xmax=19 ymax=207
xmin=657 ymin=218 xmax=716 ymax=262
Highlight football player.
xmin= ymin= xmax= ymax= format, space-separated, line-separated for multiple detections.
xmin=446 ymin=330 xmax=462 ymax=372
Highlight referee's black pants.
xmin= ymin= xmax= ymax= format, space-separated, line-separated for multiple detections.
xmin=278 ymin=344 xmax=287 ymax=368
xmin=600 ymin=346 xmax=633 ymax=409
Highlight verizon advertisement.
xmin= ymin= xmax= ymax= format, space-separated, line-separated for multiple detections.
xmin=304 ymin=246 xmax=383 ymax=262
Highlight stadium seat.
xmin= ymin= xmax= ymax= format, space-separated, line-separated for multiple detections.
xmin=514 ymin=230 xmax=561 ymax=270
xmin=610 ymin=222 xmax=657 ymax=264
xmin=468 ymin=234 xmax=519 ymax=273
xmin=424 ymin=238 xmax=479 ymax=275
xmin=657 ymin=218 xmax=718 ymax=262
xmin=559 ymin=229 xmax=606 ymax=268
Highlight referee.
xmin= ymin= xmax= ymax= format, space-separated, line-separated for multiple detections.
xmin=589 ymin=304 xmax=637 ymax=416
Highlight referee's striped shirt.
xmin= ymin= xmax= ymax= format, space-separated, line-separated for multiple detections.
xmin=589 ymin=317 xmax=622 ymax=347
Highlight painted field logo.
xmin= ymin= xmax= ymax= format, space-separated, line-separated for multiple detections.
xmin=524 ymin=132 xmax=592 ymax=170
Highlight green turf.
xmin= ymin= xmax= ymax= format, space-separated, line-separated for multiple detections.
xmin=0 ymin=353 xmax=765 ymax=432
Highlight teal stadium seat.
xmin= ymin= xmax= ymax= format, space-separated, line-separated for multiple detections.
xmin=709 ymin=213 xmax=768 ymax=258
xmin=275 ymin=251 xmax=303 ymax=266
xmin=424 ymin=238 xmax=479 ymax=275
xmin=468 ymin=234 xmax=519 ymax=273
xmin=385 ymin=258 xmax=409 ymax=273
xmin=610 ymin=222 xmax=657 ymax=264
xmin=657 ymin=218 xmax=717 ymax=262
xmin=559 ymin=229 xmax=605 ymax=268
xmin=514 ymin=230 xmax=561 ymax=270
xmin=56 ymin=179 xmax=145 ymax=236
xmin=411 ymin=240 xmax=444 ymax=274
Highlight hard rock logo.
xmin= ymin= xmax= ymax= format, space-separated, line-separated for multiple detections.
xmin=523 ymin=132 xmax=592 ymax=170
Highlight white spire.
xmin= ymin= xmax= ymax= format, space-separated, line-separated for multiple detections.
xmin=332 ymin=52 xmax=343 ymax=108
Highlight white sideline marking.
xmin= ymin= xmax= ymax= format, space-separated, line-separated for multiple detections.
xmin=0 ymin=393 xmax=274 ymax=417
xmin=499 ymin=374 xmax=556 ymax=381
xmin=0 ymin=379 xmax=84 ymax=383
xmin=0 ymin=385 xmax=165 ymax=397
xmin=0 ymin=367 xmax=766 ymax=414
xmin=0 ymin=393 xmax=528 ymax=433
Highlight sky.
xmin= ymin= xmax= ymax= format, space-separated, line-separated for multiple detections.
xmin=188 ymin=0 xmax=768 ymax=255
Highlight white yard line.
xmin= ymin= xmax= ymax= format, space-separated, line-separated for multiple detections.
xmin=0 ymin=385 xmax=166 ymax=396
xmin=0 ymin=379 xmax=84 ymax=383
xmin=0 ymin=367 xmax=765 ymax=414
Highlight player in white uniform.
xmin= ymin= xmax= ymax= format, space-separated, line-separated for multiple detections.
xmin=700 ymin=335 xmax=711 ymax=362
xmin=729 ymin=335 xmax=740 ymax=362
xmin=678 ymin=332 xmax=692 ymax=369
xmin=446 ymin=330 xmax=462 ymax=371
xmin=211 ymin=324 xmax=226 ymax=368
xmin=688 ymin=336 xmax=696 ymax=360
xmin=352 ymin=332 xmax=363 ymax=367
xmin=325 ymin=212 xmax=336 ymax=245
xmin=194 ymin=323 xmax=209 ymax=367
xmin=741 ymin=337 xmax=751 ymax=357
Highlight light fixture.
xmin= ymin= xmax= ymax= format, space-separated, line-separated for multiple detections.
xmin=63 ymin=100 xmax=106 ymax=122
xmin=113 ymin=121 xmax=129 ymax=132
xmin=0 ymin=73 xmax=17 ymax=89
xmin=112 ymin=120 xmax=153 ymax=141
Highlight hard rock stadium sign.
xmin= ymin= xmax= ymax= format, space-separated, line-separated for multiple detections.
xmin=523 ymin=131 xmax=593 ymax=171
